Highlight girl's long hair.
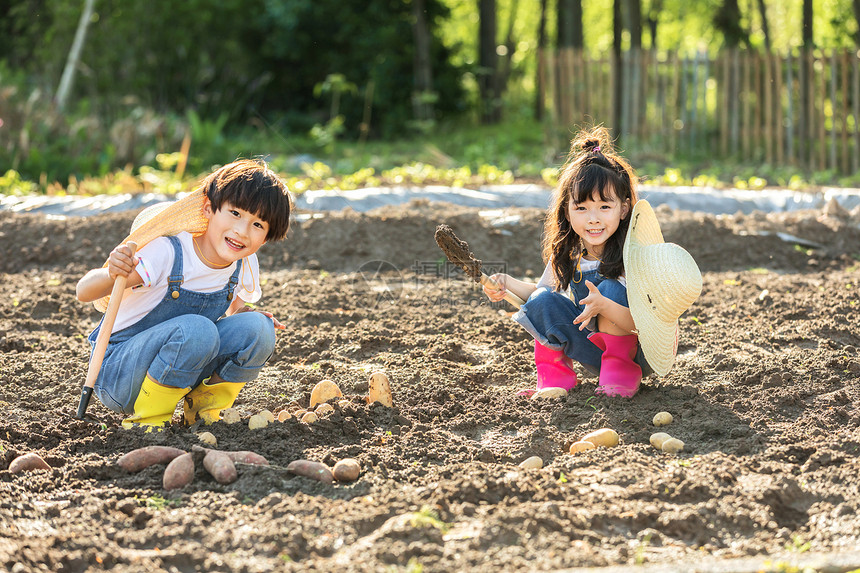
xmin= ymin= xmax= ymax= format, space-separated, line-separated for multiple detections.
xmin=542 ymin=126 xmax=639 ymax=290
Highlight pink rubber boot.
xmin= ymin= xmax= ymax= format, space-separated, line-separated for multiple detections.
xmin=589 ymin=332 xmax=642 ymax=398
xmin=518 ymin=341 xmax=578 ymax=396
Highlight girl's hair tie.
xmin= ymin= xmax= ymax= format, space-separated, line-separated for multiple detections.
xmin=592 ymin=146 xmax=601 ymax=153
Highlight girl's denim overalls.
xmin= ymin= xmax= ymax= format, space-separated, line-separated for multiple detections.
xmin=513 ymin=264 xmax=652 ymax=376
xmin=88 ymin=235 xmax=276 ymax=414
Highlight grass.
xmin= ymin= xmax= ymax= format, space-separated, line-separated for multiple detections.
xmin=3 ymin=113 xmax=860 ymax=197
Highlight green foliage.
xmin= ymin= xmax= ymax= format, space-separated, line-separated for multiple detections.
xmin=407 ymin=505 xmax=450 ymax=533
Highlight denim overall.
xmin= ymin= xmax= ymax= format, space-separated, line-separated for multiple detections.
xmin=513 ymin=264 xmax=652 ymax=376
xmin=88 ymin=235 xmax=276 ymax=414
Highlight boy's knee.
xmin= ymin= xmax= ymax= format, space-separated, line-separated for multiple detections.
xmin=180 ymin=316 xmax=219 ymax=343
xmin=236 ymin=312 xmax=276 ymax=353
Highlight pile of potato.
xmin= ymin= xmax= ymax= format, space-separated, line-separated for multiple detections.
xmin=218 ymin=372 xmax=393 ymax=431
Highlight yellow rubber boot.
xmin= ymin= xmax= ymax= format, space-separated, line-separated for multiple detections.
xmin=183 ymin=377 xmax=246 ymax=425
xmin=122 ymin=376 xmax=190 ymax=430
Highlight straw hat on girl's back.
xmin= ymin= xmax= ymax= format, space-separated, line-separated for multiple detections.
xmin=93 ymin=189 xmax=208 ymax=312
xmin=623 ymin=200 xmax=702 ymax=376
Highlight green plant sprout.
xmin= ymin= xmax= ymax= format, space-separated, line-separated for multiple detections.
xmin=408 ymin=506 xmax=450 ymax=534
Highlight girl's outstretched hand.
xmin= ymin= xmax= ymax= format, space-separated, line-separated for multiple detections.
xmin=483 ymin=273 xmax=509 ymax=303
xmin=572 ymin=280 xmax=607 ymax=331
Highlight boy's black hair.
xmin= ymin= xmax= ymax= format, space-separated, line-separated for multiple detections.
xmin=201 ymin=159 xmax=292 ymax=241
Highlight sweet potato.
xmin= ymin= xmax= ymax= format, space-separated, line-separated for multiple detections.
xmin=163 ymin=452 xmax=194 ymax=490
xmin=9 ymin=452 xmax=51 ymax=474
xmin=203 ymin=450 xmax=238 ymax=484
xmin=333 ymin=458 xmax=361 ymax=482
xmin=286 ymin=460 xmax=333 ymax=484
xmin=192 ymin=445 xmax=269 ymax=466
xmin=117 ymin=446 xmax=186 ymax=472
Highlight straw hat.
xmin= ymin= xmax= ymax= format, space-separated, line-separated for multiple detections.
xmin=93 ymin=188 xmax=209 ymax=312
xmin=623 ymin=200 xmax=702 ymax=376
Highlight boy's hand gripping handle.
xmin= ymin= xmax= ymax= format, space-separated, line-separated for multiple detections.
xmin=76 ymin=242 xmax=137 ymax=419
xmin=479 ymin=273 xmax=525 ymax=308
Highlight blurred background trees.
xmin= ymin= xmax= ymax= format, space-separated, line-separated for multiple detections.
xmin=0 ymin=0 xmax=858 ymax=189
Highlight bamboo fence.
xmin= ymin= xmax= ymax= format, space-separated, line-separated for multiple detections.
xmin=545 ymin=48 xmax=860 ymax=174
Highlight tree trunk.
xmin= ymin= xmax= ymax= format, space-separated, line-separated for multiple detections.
xmin=800 ymin=0 xmax=813 ymax=166
xmin=56 ymin=0 xmax=96 ymax=111
xmin=497 ymin=0 xmax=520 ymax=94
xmin=628 ymin=0 xmax=642 ymax=49
xmin=557 ymin=0 xmax=583 ymax=49
xmin=612 ymin=0 xmax=623 ymax=139
xmin=756 ymin=0 xmax=771 ymax=52
xmin=411 ymin=0 xmax=434 ymax=122
xmin=713 ymin=0 xmax=749 ymax=48
xmin=647 ymin=0 xmax=663 ymax=48
xmin=854 ymin=0 xmax=860 ymax=45
xmin=479 ymin=0 xmax=500 ymax=124
xmin=535 ymin=0 xmax=548 ymax=120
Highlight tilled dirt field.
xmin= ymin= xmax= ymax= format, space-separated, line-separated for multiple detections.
xmin=1 ymin=198 xmax=860 ymax=572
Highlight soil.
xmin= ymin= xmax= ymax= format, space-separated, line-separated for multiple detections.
xmin=2 ymin=198 xmax=860 ymax=572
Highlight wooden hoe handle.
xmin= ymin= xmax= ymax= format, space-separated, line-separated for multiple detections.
xmin=76 ymin=242 xmax=137 ymax=419
xmin=479 ymin=273 xmax=526 ymax=308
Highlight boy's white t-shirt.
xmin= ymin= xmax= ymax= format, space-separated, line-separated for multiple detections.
xmin=109 ymin=232 xmax=262 ymax=334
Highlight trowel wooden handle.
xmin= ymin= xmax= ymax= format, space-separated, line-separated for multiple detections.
xmin=84 ymin=242 xmax=137 ymax=389
xmin=479 ymin=273 xmax=525 ymax=308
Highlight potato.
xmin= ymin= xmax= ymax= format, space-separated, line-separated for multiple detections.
xmin=531 ymin=387 xmax=568 ymax=400
xmin=301 ymin=411 xmax=318 ymax=424
xmin=294 ymin=409 xmax=308 ymax=418
xmin=581 ymin=428 xmax=619 ymax=448
xmin=333 ymin=458 xmax=361 ymax=482
xmin=649 ymin=432 xmax=672 ymax=449
xmin=197 ymin=432 xmax=217 ymax=446
xmin=203 ymin=450 xmax=238 ymax=484
xmin=569 ymin=441 xmax=596 ymax=454
xmin=661 ymin=438 xmax=685 ymax=454
xmin=287 ymin=460 xmax=334 ymax=484
xmin=367 ymin=371 xmax=393 ymax=407
xmin=163 ymin=452 xmax=194 ymax=490
xmin=259 ymin=409 xmax=275 ymax=423
xmin=248 ymin=414 xmax=269 ymax=430
xmin=309 ymin=380 xmax=343 ymax=408
xmin=315 ymin=403 xmax=334 ymax=416
xmin=117 ymin=446 xmax=186 ymax=472
xmin=221 ymin=408 xmax=241 ymax=425
xmin=518 ymin=456 xmax=543 ymax=469
xmin=337 ymin=399 xmax=351 ymax=409
xmin=192 ymin=445 xmax=269 ymax=466
xmin=652 ymin=412 xmax=673 ymax=427
xmin=9 ymin=452 xmax=51 ymax=474
xmin=277 ymin=409 xmax=292 ymax=422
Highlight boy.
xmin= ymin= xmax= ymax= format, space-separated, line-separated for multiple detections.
xmin=76 ymin=159 xmax=292 ymax=429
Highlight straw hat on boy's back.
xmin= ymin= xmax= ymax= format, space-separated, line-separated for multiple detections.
xmin=623 ymin=200 xmax=702 ymax=376
xmin=93 ymin=189 xmax=208 ymax=312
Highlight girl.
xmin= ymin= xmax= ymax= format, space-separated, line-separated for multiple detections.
xmin=484 ymin=127 xmax=650 ymax=397
xmin=76 ymin=159 xmax=293 ymax=429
